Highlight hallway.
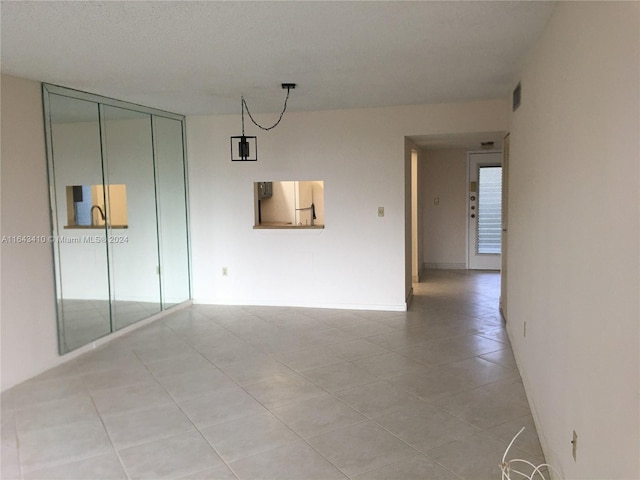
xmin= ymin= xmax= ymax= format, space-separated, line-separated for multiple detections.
xmin=1 ymin=270 xmax=545 ymax=479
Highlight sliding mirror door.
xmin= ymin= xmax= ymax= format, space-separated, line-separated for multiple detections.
xmin=153 ymin=116 xmax=190 ymax=308
xmin=46 ymin=93 xmax=112 ymax=352
xmin=102 ymin=106 xmax=162 ymax=330
xmin=43 ymin=84 xmax=191 ymax=354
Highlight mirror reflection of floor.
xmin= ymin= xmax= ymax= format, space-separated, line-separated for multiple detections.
xmin=60 ymin=299 xmax=161 ymax=351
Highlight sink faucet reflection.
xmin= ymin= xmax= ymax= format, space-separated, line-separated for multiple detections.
xmin=295 ymin=203 xmax=316 ymax=226
xmin=90 ymin=205 xmax=106 ymax=227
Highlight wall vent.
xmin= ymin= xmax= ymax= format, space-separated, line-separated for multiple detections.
xmin=512 ymin=82 xmax=522 ymax=111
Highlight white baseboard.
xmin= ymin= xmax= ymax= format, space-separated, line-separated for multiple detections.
xmin=412 ymin=263 xmax=426 ymax=283
xmin=193 ymin=299 xmax=408 ymax=312
xmin=406 ymin=286 xmax=414 ymax=308
xmin=506 ymin=324 xmax=557 ymax=479
xmin=424 ymin=262 xmax=466 ymax=270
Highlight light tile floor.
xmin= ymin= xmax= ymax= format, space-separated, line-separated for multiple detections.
xmin=1 ymin=270 xmax=545 ymax=480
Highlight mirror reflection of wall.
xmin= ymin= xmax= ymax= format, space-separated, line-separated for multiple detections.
xmin=103 ymin=105 xmax=162 ymax=331
xmin=43 ymin=84 xmax=191 ymax=354
xmin=47 ymin=92 xmax=112 ymax=352
xmin=154 ymin=116 xmax=191 ymax=308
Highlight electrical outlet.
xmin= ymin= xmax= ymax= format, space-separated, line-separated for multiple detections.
xmin=571 ymin=430 xmax=578 ymax=461
xmin=524 ymin=321 xmax=527 ymax=337
xmin=222 ymin=267 xmax=228 ymax=277
xmin=378 ymin=207 xmax=384 ymax=217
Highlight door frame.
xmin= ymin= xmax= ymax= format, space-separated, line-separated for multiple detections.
xmin=466 ymin=150 xmax=503 ymax=270
xmin=500 ymin=134 xmax=510 ymax=320
xmin=411 ymin=149 xmax=421 ymax=283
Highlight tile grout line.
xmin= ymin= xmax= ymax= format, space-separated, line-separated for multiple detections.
xmin=131 ymin=348 xmax=242 ymax=480
xmin=87 ymin=392 xmax=132 ymax=480
xmin=164 ymin=320 xmax=414 ymax=479
xmin=9 ymin=271 xmax=542 ymax=479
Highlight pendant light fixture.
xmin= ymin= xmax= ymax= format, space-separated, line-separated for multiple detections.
xmin=231 ymin=83 xmax=296 ymax=162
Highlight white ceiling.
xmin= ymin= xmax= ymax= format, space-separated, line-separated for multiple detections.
xmin=1 ymin=0 xmax=555 ymax=121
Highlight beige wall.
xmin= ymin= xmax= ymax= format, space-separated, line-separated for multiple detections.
xmin=422 ymin=148 xmax=467 ymax=268
xmin=187 ymin=101 xmax=507 ymax=311
xmin=507 ymin=2 xmax=639 ymax=478
xmin=0 ymin=75 xmax=58 ymax=391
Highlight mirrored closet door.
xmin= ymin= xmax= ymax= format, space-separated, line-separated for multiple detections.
xmin=43 ymin=84 xmax=191 ymax=354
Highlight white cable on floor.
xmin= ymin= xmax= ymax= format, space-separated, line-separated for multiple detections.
xmin=500 ymin=427 xmax=563 ymax=480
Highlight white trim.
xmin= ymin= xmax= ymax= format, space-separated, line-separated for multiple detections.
xmin=42 ymin=83 xmax=185 ymax=121
xmin=412 ymin=262 xmax=426 ymax=283
xmin=506 ymin=326 xmax=553 ymax=479
xmin=406 ymin=285 xmax=414 ymax=308
xmin=193 ymin=300 xmax=408 ymax=312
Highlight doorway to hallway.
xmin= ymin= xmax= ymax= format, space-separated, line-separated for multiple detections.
xmin=467 ymin=151 xmax=502 ymax=270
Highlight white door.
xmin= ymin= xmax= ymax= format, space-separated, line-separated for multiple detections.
xmin=500 ymin=136 xmax=509 ymax=319
xmin=468 ymin=151 xmax=502 ymax=270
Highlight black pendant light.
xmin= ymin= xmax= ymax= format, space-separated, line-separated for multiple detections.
xmin=231 ymin=83 xmax=295 ymax=162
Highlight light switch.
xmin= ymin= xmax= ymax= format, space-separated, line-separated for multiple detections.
xmin=378 ymin=207 xmax=384 ymax=217
xmin=434 ymin=197 xmax=440 ymax=206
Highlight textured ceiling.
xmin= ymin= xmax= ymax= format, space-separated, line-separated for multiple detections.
xmin=1 ymin=1 xmax=555 ymax=117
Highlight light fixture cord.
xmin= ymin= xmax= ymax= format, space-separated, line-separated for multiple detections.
xmin=241 ymin=86 xmax=292 ymax=131
xmin=241 ymin=97 xmax=246 ymax=136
